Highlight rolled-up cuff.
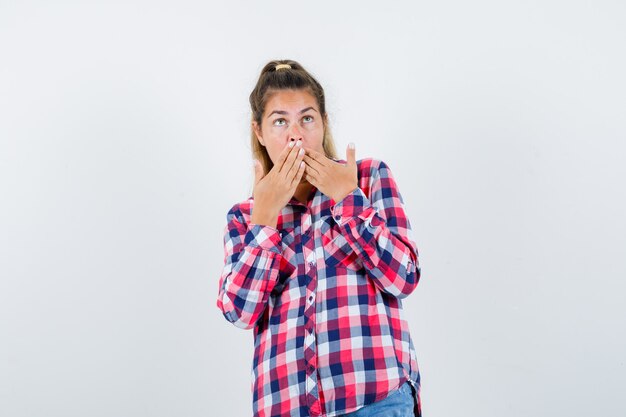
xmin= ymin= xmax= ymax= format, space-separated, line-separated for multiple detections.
xmin=330 ymin=187 xmax=372 ymax=226
xmin=244 ymin=224 xmax=282 ymax=253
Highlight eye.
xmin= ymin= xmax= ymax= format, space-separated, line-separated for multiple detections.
xmin=273 ymin=118 xmax=286 ymax=126
xmin=302 ymin=115 xmax=314 ymax=123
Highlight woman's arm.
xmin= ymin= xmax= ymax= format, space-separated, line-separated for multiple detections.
xmin=330 ymin=159 xmax=420 ymax=299
xmin=216 ymin=206 xmax=295 ymax=330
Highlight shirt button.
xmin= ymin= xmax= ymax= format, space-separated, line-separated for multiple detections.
xmin=308 ymin=261 xmax=315 ymax=268
xmin=334 ymin=215 xmax=341 ymax=221
xmin=309 ymin=295 xmax=314 ymax=302
xmin=308 ymin=365 xmax=315 ymax=373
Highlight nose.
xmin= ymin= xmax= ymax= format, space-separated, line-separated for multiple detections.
xmin=288 ymin=123 xmax=303 ymax=142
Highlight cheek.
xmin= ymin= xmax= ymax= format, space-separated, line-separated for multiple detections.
xmin=305 ymin=122 xmax=323 ymax=133
xmin=266 ymin=142 xmax=285 ymax=164
xmin=309 ymin=127 xmax=325 ymax=147
xmin=260 ymin=130 xmax=283 ymax=160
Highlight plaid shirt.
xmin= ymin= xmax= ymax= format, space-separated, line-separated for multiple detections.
xmin=217 ymin=158 xmax=421 ymax=417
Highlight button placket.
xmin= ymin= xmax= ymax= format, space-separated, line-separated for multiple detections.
xmin=301 ymin=212 xmax=312 ymax=237
xmin=301 ymin=209 xmax=323 ymax=416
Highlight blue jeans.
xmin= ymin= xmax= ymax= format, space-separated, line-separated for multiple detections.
xmin=340 ymin=381 xmax=416 ymax=417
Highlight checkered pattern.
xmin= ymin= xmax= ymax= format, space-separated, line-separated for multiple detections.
xmin=217 ymin=158 xmax=421 ymax=417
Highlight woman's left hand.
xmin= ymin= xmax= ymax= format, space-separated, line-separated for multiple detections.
xmin=303 ymin=143 xmax=358 ymax=203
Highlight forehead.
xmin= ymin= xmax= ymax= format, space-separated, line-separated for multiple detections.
xmin=264 ymin=89 xmax=318 ymax=114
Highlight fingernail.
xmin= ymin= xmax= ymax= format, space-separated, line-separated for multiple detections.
xmin=296 ymin=140 xmax=302 ymax=147
xmin=348 ymin=142 xmax=355 ymax=149
xmin=289 ymin=141 xmax=295 ymax=148
xmin=299 ymin=148 xmax=304 ymax=156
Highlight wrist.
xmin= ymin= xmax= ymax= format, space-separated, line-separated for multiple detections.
xmin=332 ymin=185 xmax=357 ymax=203
xmin=251 ymin=207 xmax=278 ymax=229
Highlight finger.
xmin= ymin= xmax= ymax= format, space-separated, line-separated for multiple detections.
xmin=346 ymin=142 xmax=356 ymax=168
xmin=304 ymin=148 xmax=329 ymax=167
xmin=302 ymin=152 xmax=324 ymax=172
xmin=304 ymin=171 xmax=317 ymax=187
xmin=275 ymin=140 xmax=298 ymax=172
xmin=278 ymin=144 xmax=304 ymax=180
xmin=279 ymin=140 xmax=303 ymax=175
xmin=285 ymin=146 xmax=305 ymax=180
xmin=304 ymin=161 xmax=319 ymax=182
xmin=290 ymin=160 xmax=306 ymax=188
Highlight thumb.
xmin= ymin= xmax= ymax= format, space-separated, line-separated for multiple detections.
xmin=253 ymin=159 xmax=265 ymax=185
xmin=346 ymin=142 xmax=356 ymax=168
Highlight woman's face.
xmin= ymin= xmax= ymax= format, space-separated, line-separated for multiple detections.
xmin=253 ymin=88 xmax=326 ymax=166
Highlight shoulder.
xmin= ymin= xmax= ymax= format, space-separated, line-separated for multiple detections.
xmin=355 ymin=157 xmax=393 ymax=181
xmin=351 ymin=157 xmax=396 ymax=200
xmin=225 ymin=198 xmax=254 ymax=226
xmin=333 ymin=156 xmax=390 ymax=179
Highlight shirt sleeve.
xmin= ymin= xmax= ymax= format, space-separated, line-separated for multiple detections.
xmin=330 ymin=160 xmax=420 ymax=298
xmin=216 ymin=206 xmax=296 ymax=330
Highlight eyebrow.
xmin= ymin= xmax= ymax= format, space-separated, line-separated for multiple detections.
xmin=267 ymin=107 xmax=318 ymax=119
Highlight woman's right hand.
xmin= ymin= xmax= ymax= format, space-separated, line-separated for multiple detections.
xmin=251 ymin=139 xmax=306 ymax=228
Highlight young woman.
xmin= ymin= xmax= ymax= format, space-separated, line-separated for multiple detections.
xmin=217 ymin=60 xmax=422 ymax=417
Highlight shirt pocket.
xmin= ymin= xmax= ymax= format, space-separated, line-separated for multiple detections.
xmin=271 ymin=228 xmax=298 ymax=297
xmin=323 ymin=231 xmax=364 ymax=271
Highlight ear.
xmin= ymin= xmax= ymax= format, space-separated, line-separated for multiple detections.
xmin=252 ymin=121 xmax=265 ymax=146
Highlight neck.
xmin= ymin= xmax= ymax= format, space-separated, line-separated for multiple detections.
xmin=293 ymin=180 xmax=313 ymax=203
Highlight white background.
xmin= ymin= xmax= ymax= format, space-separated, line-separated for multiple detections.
xmin=1 ymin=1 xmax=625 ymax=416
